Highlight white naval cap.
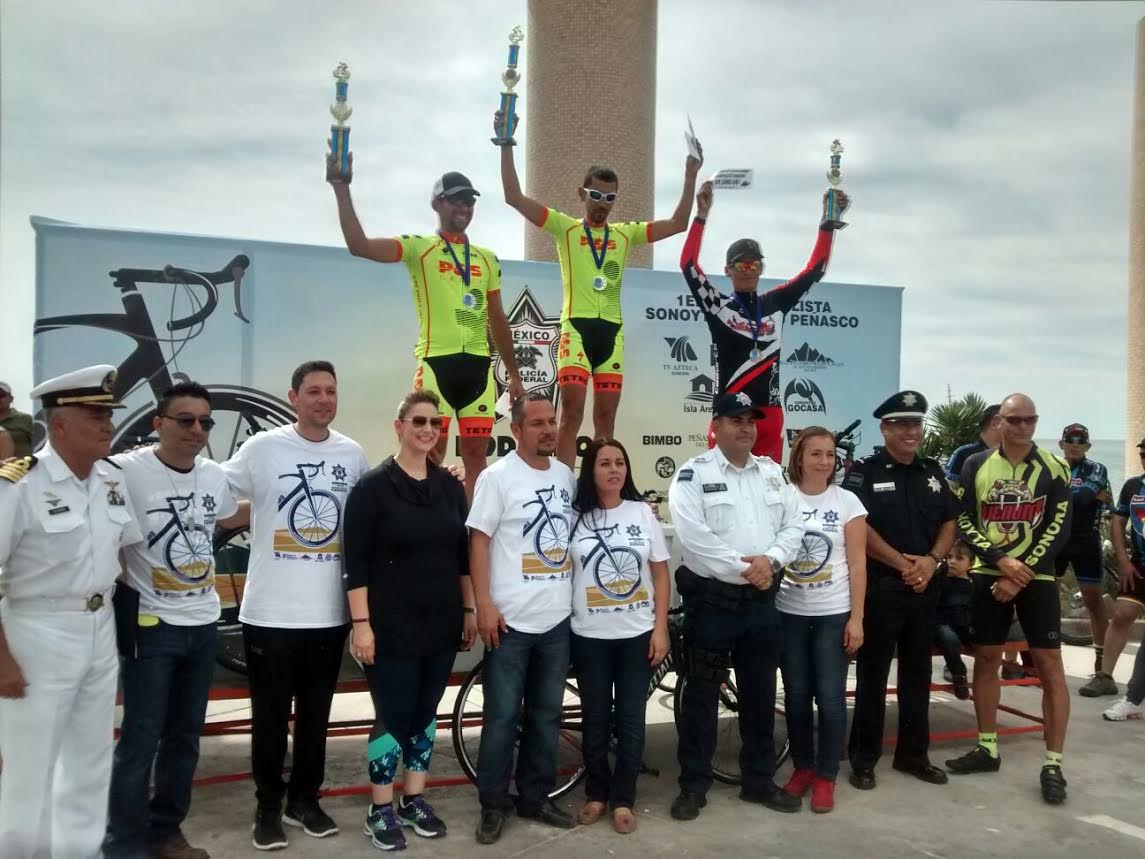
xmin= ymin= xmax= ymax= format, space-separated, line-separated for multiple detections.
xmin=29 ymin=364 xmax=125 ymax=409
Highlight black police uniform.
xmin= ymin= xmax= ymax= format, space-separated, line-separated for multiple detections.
xmin=844 ymin=391 xmax=959 ymax=779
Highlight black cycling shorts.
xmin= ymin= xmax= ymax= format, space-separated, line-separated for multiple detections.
xmin=1053 ymin=534 xmax=1104 ymax=585
xmin=969 ymin=574 xmax=1060 ymax=650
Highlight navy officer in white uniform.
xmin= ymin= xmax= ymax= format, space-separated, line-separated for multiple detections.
xmin=667 ymin=391 xmax=806 ymax=821
xmin=0 ymin=365 xmax=144 ymax=857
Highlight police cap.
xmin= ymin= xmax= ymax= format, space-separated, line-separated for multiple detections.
xmin=30 ymin=364 xmax=125 ymax=410
xmin=712 ymin=391 xmax=765 ymax=420
xmin=873 ymin=390 xmax=927 ymax=422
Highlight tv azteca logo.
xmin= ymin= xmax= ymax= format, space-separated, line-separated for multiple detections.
xmin=783 ymin=378 xmax=827 ymax=414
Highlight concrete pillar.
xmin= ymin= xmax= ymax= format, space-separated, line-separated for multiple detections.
xmin=523 ymin=0 xmax=657 ymax=267
xmin=1128 ymin=17 xmax=1145 ymax=473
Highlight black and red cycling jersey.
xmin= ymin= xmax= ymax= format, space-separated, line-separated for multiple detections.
xmin=679 ymin=217 xmax=836 ymax=408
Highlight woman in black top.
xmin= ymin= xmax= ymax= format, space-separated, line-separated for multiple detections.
xmin=343 ymin=390 xmax=475 ymax=850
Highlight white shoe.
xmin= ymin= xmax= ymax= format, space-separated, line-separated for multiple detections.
xmin=1102 ymin=696 xmax=1145 ymax=721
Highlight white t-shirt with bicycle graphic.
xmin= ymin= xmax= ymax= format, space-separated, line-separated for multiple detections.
xmin=777 ymin=484 xmax=866 ymax=617
xmin=114 ymin=448 xmax=239 ymax=626
xmin=570 ymin=500 xmax=669 ymax=640
xmin=466 ymin=451 xmax=574 ymax=635
xmin=222 ymin=425 xmax=369 ymax=629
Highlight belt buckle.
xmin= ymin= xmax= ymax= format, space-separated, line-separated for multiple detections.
xmin=86 ymin=593 xmax=104 ymax=612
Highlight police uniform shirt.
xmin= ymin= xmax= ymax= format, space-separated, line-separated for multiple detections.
xmin=668 ymin=446 xmax=805 ymax=585
xmin=0 ymin=445 xmax=143 ymax=600
xmin=842 ymin=448 xmax=958 ymax=580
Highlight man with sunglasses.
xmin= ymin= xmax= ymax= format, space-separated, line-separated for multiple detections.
xmin=1053 ymin=423 xmax=1115 ymax=693
xmin=1099 ymin=437 xmax=1145 ymax=722
xmin=104 ymin=382 xmax=242 ymax=859
xmin=328 ymin=159 xmax=523 ymax=500
xmin=948 ymin=394 xmax=1073 ymax=805
xmin=680 ymin=181 xmax=849 ymax=462
xmin=496 ymin=110 xmax=703 ymax=466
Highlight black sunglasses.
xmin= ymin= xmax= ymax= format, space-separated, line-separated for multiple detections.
xmin=401 ymin=415 xmax=444 ymax=429
xmin=1062 ymin=435 xmax=1088 ymax=445
xmin=159 ymin=414 xmax=216 ymax=431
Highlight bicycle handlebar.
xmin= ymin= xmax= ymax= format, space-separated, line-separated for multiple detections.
xmin=834 ymin=419 xmax=861 ymax=443
xmin=108 ymin=254 xmax=250 ymax=331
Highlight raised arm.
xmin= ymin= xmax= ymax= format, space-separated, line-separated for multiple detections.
xmin=487 ymin=289 xmax=524 ymax=402
xmin=495 ymin=111 xmax=547 ymax=227
xmin=647 ymin=150 xmax=704 ymax=242
xmin=326 ymin=153 xmax=402 ymax=263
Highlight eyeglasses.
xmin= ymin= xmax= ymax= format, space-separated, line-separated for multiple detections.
xmin=401 ymin=415 xmax=444 ymax=429
xmin=1002 ymin=415 xmax=1038 ymax=426
xmin=582 ymin=188 xmax=618 ymax=203
xmin=730 ymin=259 xmax=763 ymax=273
xmin=159 ymin=415 xmax=216 ymax=431
xmin=443 ymin=193 xmax=477 ymax=207
xmin=1062 ymin=435 xmax=1087 ymax=445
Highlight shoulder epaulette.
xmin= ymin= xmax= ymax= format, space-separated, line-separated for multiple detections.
xmin=101 ymin=456 xmax=123 ymax=470
xmin=0 ymin=455 xmax=37 ymax=484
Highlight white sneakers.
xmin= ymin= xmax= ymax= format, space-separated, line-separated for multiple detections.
xmin=1102 ymin=696 xmax=1145 ymax=721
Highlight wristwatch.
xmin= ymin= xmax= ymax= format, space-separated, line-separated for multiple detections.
xmin=767 ymin=557 xmax=783 ymax=575
xmin=462 ymin=606 xmax=476 ymax=615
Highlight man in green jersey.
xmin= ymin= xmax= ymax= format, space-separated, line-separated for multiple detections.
xmin=946 ymin=393 xmax=1073 ymax=805
xmin=495 ymin=111 xmax=703 ymax=466
xmin=328 ymin=157 xmax=524 ymax=500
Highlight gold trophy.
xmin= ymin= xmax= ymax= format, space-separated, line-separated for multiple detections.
xmin=492 ymin=26 xmax=524 ymax=146
xmin=822 ymin=139 xmax=848 ymax=229
xmin=329 ymin=62 xmax=352 ymax=176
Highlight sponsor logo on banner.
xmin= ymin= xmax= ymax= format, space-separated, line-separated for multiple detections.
xmin=785 ymin=341 xmax=843 ymax=371
xmin=785 ymin=427 xmax=806 ymax=445
xmin=684 ymin=374 xmax=715 ymax=414
xmin=655 ymin=456 xmax=677 ymax=479
xmin=787 ymin=300 xmax=860 ymax=329
xmin=494 ymin=288 xmax=560 ymax=405
xmin=662 ymin=335 xmax=700 ymax=377
xmin=784 ymin=378 xmax=827 ymax=414
xmin=643 ymin=435 xmax=682 ymax=446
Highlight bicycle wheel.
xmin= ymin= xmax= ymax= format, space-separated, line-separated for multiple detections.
xmin=163 ymin=523 xmax=214 ymax=584
xmin=593 ymin=546 xmax=642 ymax=600
xmin=451 ymin=662 xmax=587 ymax=800
xmin=790 ymin=532 xmax=831 ymax=578
xmin=112 ymin=385 xmax=295 ymax=457
xmin=534 ymin=513 xmax=570 ymax=568
xmin=287 ymin=489 xmax=340 ymax=547
xmin=672 ymin=669 xmax=790 ymax=785
xmin=212 ymin=525 xmax=250 ymax=675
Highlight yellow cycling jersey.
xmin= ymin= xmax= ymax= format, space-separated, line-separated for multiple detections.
xmin=540 ymin=208 xmax=651 ymax=324
xmin=396 ymin=233 xmax=501 ymax=359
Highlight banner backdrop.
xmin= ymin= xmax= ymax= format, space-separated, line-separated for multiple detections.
xmin=31 ymin=216 xmax=902 ymax=509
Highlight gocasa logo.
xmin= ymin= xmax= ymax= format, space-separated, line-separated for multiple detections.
xmin=783 ymin=378 xmax=827 ymax=414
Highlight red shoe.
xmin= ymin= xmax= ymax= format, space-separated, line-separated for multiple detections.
xmin=783 ymin=768 xmax=816 ymax=798
xmin=810 ymin=777 xmax=836 ymax=813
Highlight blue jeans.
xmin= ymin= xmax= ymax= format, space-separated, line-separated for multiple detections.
xmin=779 ymin=611 xmax=850 ymax=780
xmin=476 ymin=618 xmax=571 ymax=813
xmin=105 ymin=620 xmax=217 ymax=855
xmin=571 ymin=631 xmax=651 ymax=809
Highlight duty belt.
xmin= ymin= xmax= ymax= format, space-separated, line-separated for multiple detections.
xmin=676 ymin=564 xmax=776 ymax=611
xmin=5 ymin=590 xmax=113 ymax=613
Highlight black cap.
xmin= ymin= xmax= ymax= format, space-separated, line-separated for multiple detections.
xmin=725 ymin=238 xmax=763 ymax=265
xmin=873 ymin=390 xmax=928 ymax=421
xmin=1136 ymin=437 xmax=1145 ymax=450
xmin=432 ymin=171 xmax=480 ymax=200
xmin=979 ymin=404 xmax=1000 ymax=430
xmin=712 ymin=392 xmax=765 ymax=419
xmin=1061 ymin=423 xmax=1089 ymax=443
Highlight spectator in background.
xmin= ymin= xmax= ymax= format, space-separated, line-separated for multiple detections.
xmin=0 ymin=383 xmax=34 ymax=459
xmin=945 ymin=404 xmax=1001 ymax=487
xmin=0 ymin=427 xmax=13 ymax=461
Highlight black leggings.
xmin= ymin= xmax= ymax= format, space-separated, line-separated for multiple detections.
xmin=363 ymin=650 xmax=455 ymax=786
xmin=934 ymin=623 xmax=973 ymax=675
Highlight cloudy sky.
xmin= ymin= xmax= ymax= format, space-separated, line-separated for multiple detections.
xmin=1 ymin=0 xmax=1141 ymax=438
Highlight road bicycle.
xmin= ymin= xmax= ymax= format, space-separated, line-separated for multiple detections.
xmin=450 ymin=608 xmax=790 ymax=799
xmin=832 ymin=419 xmax=861 ymax=483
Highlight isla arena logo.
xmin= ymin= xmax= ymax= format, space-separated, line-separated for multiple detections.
xmin=783 ymin=378 xmax=827 ymax=414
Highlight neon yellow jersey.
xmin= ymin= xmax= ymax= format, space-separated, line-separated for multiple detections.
xmin=396 ymin=234 xmax=501 ymax=359
xmin=540 ymin=208 xmax=651 ymax=324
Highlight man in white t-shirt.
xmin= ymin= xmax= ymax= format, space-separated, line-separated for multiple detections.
xmin=104 ymin=382 xmax=242 ymax=859
xmin=467 ymin=394 xmax=576 ymax=844
xmin=221 ymin=361 xmax=369 ymax=851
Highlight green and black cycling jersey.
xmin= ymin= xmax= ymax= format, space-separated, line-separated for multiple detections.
xmin=956 ymin=443 xmax=1073 ymax=581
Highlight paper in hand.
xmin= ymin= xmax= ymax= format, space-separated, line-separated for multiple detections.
xmin=494 ymin=390 xmax=511 ymax=423
xmin=684 ymin=115 xmax=703 ymax=161
xmin=708 ymin=168 xmax=753 ymax=190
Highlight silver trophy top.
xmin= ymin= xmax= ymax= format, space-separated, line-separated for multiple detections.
xmin=330 ymin=62 xmax=353 ymax=125
xmin=827 ymin=139 xmax=844 ymax=187
xmin=502 ymin=26 xmax=524 ymax=90
xmin=508 ymin=25 xmax=524 ymax=45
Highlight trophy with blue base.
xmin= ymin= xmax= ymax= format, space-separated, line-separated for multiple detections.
xmin=822 ymin=139 xmax=849 ymax=230
xmin=329 ymin=62 xmax=352 ymax=177
xmin=492 ymin=26 xmax=524 ymax=146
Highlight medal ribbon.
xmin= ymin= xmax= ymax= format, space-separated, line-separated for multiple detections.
xmin=440 ymin=232 xmax=471 ymax=287
xmin=734 ymin=291 xmax=762 ymax=351
xmin=582 ymin=221 xmax=610 ymax=271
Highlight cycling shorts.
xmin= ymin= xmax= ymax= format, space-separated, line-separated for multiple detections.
xmin=557 ymin=318 xmax=623 ymax=392
xmin=413 ymin=353 xmax=494 ymax=438
xmin=706 ymin=405 xmax=784 ymax=462
xmin=1116 ymin=564 xmax=1145 ymax=609
xmin=1052 ymin=534 xmax=1104 ymax=585
xmin=969 ymin=574 xmax=1060 ymax=650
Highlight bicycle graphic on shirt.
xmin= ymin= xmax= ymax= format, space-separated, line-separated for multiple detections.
xmin=523 ymin=487 xmax=570 ymax=568
xmin=576 ymin=523 xmax=642 ymax=600
xmin=277 ymin=462 xmax=340 ymax=548
xmin=146 ymin=494 xmax=214 ymax=585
